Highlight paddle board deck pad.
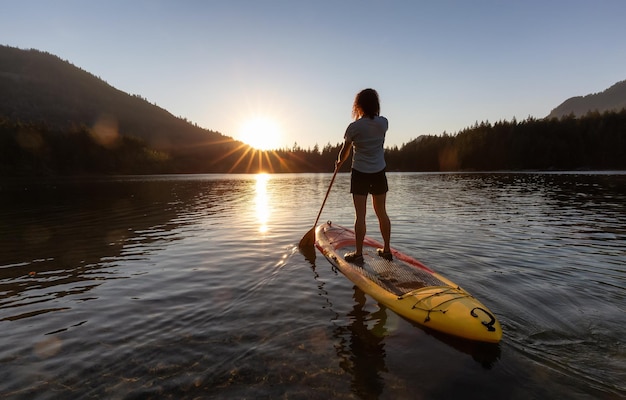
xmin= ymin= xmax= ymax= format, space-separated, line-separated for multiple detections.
xmin=315 ymin=222 xmax=502 ymax=343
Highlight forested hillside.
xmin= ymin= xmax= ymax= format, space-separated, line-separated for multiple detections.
xmin=1 ymin=45 xmax=624 ymax=175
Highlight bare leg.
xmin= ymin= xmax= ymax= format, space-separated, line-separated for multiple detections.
xmin=372 ymin=193 xmax=391 ymax=253
xmin=352 ymin=194 xmax=368 ymax=255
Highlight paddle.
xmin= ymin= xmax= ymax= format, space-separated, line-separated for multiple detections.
xmin=298 ymin=166 xmax=339 ymax=255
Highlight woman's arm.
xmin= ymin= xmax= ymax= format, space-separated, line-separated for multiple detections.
xmin=336 ymin=139 xmax=352 ymax=170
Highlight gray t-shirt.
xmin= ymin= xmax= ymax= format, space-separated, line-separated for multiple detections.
xmin=344 ymin=115 xmax=388 ymax=173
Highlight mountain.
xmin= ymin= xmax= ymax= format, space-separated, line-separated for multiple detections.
xmin=547 ymin=80 xmax=626 ymax=119
xmin=0 ymin=45 xmax=228 ymax=150
xmin=0 ymin=45 xmax=244 ymax=161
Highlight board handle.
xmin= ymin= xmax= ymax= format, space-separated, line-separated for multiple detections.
xmin=471 ymin=307 xmax=497 ymax=332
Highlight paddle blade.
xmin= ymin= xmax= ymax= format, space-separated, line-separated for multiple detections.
xmin=298 ymin=227 xmax=318 ymax=262
xmin=298 ymin=227 xmax=316 ymax=250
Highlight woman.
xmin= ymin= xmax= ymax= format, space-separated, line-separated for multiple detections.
xmin=336 ymin=88 xmax=392 ymax=263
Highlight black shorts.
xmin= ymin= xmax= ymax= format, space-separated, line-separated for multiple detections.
xmin=350 ymin=168 xmax=388 ymax=195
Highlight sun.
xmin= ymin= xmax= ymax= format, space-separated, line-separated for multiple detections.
xmin=237 ymin=116 xmax=282 ymax=151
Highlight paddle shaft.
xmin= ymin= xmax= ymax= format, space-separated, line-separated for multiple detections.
xmin=310 ymin=167 xmax=339 ymax=230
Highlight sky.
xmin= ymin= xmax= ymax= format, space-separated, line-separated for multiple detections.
xmin=2 ymin=0 xmax=626 ymax=150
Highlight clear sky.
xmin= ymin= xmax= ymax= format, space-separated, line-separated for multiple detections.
xmin=2 ymin=0 xmax=625 ymax=150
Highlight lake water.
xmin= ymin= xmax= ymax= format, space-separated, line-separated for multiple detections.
xmin=0 ymin=172 xmax=624 ymax=399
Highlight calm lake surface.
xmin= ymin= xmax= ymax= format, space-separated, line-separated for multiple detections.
xmin=0 ymin=172 xmax=624 ymax=399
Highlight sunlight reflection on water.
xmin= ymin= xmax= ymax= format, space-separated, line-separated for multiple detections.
xmin=255 ymin=173 xmax=270 ymax=234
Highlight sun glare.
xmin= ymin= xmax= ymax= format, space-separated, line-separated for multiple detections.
xmin=238 ymin=116 xmax=282 ymax=151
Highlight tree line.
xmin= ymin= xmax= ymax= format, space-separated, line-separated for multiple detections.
xmin=384 ymin=109 xmax=625 ymax=171
xmin=1 ymin=109 xmax=625 ymax=176
xmin=276 ymin=109 xmax=626 ymax=172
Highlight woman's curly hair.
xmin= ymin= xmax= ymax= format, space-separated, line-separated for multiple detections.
xmin=352 ymin=88 xmax=380 ymax=120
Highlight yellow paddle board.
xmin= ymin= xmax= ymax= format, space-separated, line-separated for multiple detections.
xmin=315 ymin=221 xmax=502 ymax=343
